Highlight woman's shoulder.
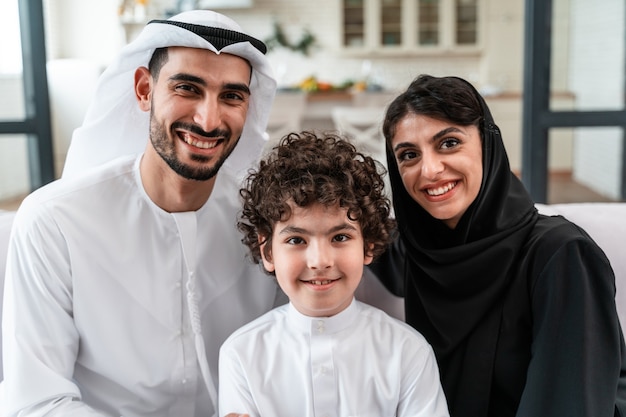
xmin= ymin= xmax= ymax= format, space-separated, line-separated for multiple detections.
xmin=522 ymin=213 xmax=613 ymax=289
xmin=525 ymin=213 xmax=597 ymax=253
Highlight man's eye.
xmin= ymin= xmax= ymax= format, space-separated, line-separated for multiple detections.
xmin=223 ymin=92 xmax=245 ymax=101
xmin=175 ymin=84 xmax=197 ymax=93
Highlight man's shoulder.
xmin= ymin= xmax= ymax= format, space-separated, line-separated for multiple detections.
xmin=18 ymin=156 xmax=138 ymax=218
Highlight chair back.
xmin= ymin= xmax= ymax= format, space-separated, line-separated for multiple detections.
xmin=264 ymin=91 xmax=307 ymax=153
xmin=331 ymin=106 xmax=387 ymax=160
xmin=331 ymin=106 xmax=391 ymax=198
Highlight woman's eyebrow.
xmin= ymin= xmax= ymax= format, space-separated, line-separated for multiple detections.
xmin=432 ymin=126 xmax=464 ymax=141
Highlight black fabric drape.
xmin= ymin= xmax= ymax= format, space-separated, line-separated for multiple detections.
xmin=374 ymin=77 xmax=626 ymax=416
xmin=384 ymin=78 xmax=538 ymax=416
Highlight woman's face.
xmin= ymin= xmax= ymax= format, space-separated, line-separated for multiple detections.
xmin=390 ymin=113 xmax=483 ymax=229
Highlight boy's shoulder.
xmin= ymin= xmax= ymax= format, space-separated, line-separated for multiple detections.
xmin=221 ymin=303 xmax=290 ymax=347
xmin=355 ymin=300 xmax=429 ymax=343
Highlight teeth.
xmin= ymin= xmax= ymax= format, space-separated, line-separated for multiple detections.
xmin=427 ymin=182 xmax=457 ymax=196
xmin=310 ymin=280 xmax=333 ymax=285
xmin=183 ymin=134 xmax=219 ymax=149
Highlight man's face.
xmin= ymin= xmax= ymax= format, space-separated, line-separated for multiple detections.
xmin=143 ymin=47 xmax=252 ymax=181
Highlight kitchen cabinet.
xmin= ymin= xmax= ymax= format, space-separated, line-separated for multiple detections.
xmin=340 ymin=0 xmax=480 ymax=55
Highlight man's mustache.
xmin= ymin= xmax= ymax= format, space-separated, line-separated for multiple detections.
xmin=172 ymin=122 xmax=230 ymax=139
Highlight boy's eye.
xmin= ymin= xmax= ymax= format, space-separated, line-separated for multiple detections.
xmin=286 ymin=236 xmax=305 ymax=245
xmin=333 ymin=234 xmax=350 ymax=243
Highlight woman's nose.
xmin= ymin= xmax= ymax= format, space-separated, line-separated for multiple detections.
xmin=420 ymin=151 xmax=444 ymax=179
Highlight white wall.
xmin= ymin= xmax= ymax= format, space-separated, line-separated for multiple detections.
xmin=569 ymin=0 xmax=624 ymax=199
xmin=5 ymin=0 xmax=623 ymax=202
xmin=44 ymin=0 xmax=521 ymax=92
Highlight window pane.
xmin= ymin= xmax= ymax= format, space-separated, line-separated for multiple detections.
xmin=456 ymin=0 xmax=477 ymax=45
xmin=0 ymin=0 xmax=23 ymax=74
xmin=343 ymin=0 xmax=365 ymax=47
xmin=0 ymin=134 xmax=30 ymax=204
xmin=0 ymin=75 xmax=25 ymax=121
xmin=381 ymin=0 xmax=402 ymax=46
xmin=418 ymin=0 xmax=439 ymax=46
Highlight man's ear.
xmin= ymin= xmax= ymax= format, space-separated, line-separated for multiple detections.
xmin=259 ymin=236 xmax=275 ymax=273
xmin=134 ymin=66 xmax=152 ymax=112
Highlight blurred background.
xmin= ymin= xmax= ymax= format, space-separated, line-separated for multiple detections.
xmin=0 ymin=0 xmax=624 ymax=210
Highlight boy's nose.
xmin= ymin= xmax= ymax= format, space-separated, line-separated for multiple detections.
xmin=307 ymin=241 xmax=333 ymax=270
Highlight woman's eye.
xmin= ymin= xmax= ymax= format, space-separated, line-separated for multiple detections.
xmin=397 ymin=150 xmax=418 ymax=161
xmin=441 ymin=138 xmax=460 ymax=149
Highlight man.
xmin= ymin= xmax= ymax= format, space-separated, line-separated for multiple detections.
xmin=2 ymin=10 xmax=284 ymax=416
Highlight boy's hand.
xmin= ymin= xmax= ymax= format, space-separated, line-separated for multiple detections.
xmin=224 ymin=414 xmax=250 ymax=417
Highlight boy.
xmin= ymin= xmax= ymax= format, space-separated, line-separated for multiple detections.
xmin=218 ymin=131 xmax=449 ymax=417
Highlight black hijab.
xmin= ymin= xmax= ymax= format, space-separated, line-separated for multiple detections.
xmin=384 ymin=75 xmax=539 ymax=415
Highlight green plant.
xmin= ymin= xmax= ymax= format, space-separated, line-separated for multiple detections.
xmin=264 ymin=21 xmax=317 ymax=56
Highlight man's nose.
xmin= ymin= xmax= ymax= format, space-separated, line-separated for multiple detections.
xmin=193 ymin=97 xmax=222 ymax=133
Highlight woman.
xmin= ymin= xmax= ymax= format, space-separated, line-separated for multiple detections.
xmin=372 ymin=74 xmax=626 ymax=416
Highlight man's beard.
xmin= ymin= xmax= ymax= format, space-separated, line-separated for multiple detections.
xmin=149 ymin=113 xmax=239 ymax=181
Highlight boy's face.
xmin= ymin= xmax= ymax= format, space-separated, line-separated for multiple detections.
xmin=261 ymin=202 xmax=373 ymax=317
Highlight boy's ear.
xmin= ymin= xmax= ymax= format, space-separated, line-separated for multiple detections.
xmin=134 ymin=66 xmax=152 ymax=112
xmin=364 ymin=243 xmax=375 ymax=266
xmin=259 ymin=236 xmax=276 ymax=272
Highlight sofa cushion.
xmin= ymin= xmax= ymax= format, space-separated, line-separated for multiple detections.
xmin=0 ymin=210 xmax=16 ymax=381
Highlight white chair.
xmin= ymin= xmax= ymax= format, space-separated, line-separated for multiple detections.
xmin=331 ymin=106 xmax=387 ymax=160
xmin=331 ymin=106 xmax=391 ymax=197
xmin=263 ymin=91 xmax=307 ymax=154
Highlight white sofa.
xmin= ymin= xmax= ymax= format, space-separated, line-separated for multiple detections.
xmin=1 ymin=203 xmax=625 ymax=381
xmin=0 ymin=210 xmax=15 ymax=382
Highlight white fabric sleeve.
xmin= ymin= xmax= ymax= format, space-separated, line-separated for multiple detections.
xmin=2 ymin=206 xmax=107 ymax=415
xmin=218 ymin=342 xmax=260 ymax=417
xmin=397 ymin=341 xmax=450 ymax=417
xmin=8 ymin=396 xmax=113 ymax=416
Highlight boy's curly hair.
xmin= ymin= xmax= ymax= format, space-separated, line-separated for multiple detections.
xmin=238 ymin=131 xmax=396 ymax=273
